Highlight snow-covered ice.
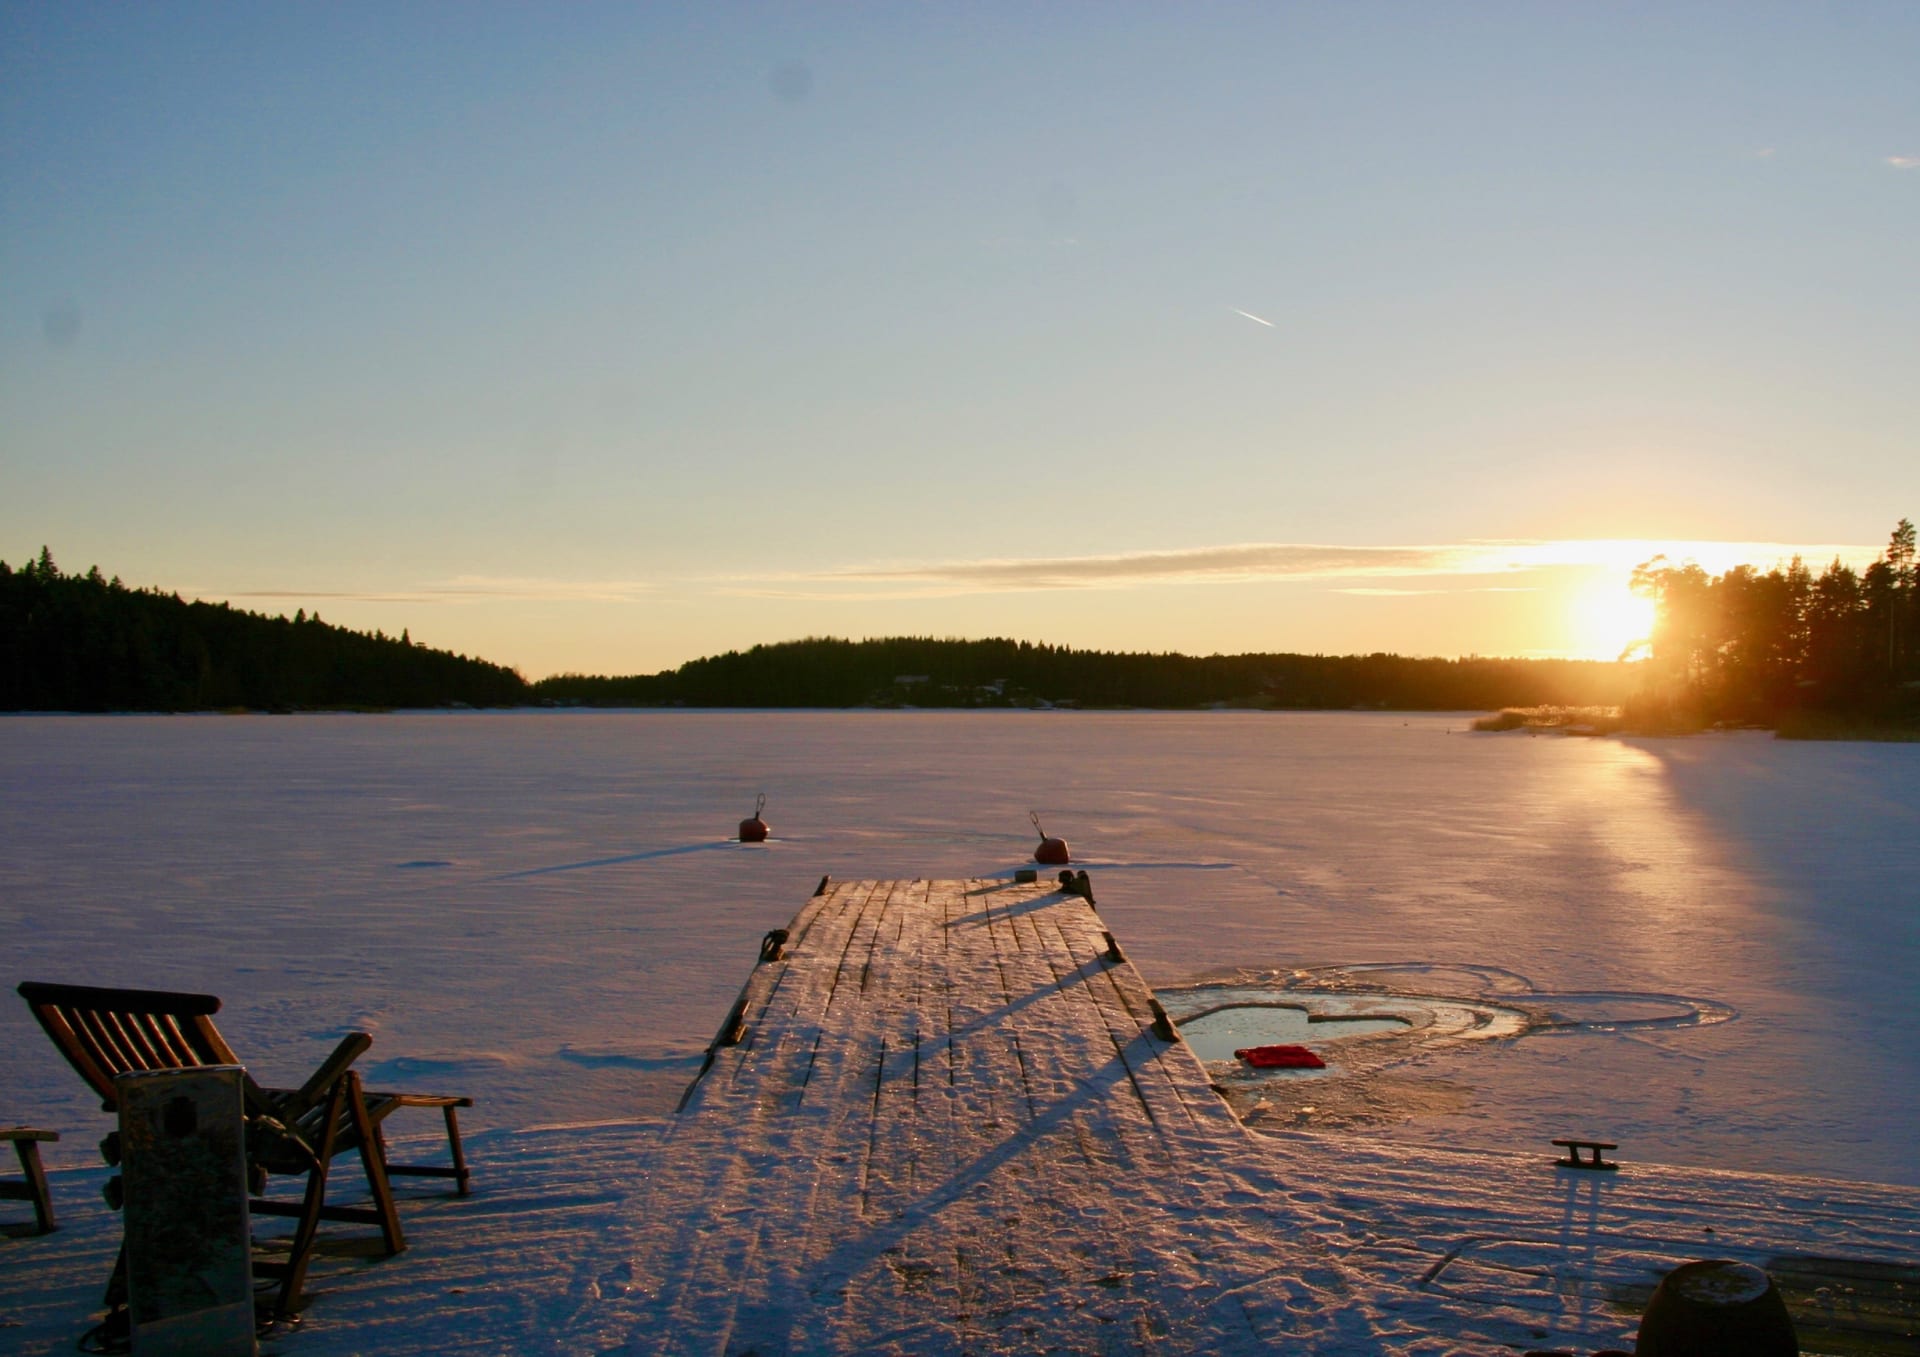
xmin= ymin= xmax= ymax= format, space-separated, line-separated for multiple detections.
xmin=1 ymin=711 xmax=1916 ymax=1353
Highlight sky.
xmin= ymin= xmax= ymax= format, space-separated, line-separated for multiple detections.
xmin=3 ymin=3 xmax=1915 ymax=679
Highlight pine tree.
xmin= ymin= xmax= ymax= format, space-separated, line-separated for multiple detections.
xmin=1890 ymin=518 xmax=1917 ymax=679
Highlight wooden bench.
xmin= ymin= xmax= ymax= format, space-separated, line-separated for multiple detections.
xmin=1553 ymin=1138 xmax=1618 ymax=1171
xmin=2 ymin=1126 xmax=59 ymax=1233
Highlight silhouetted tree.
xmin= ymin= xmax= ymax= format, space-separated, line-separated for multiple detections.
xmin=1887 ymin=518 xmax=1916 ymax=678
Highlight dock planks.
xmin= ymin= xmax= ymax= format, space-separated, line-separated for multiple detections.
xmin=652 ymin=877 xmax=1303 ymax=1354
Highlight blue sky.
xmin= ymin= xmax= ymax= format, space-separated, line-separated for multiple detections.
xmin=4 ymin=3 xmax=1915 ymax=676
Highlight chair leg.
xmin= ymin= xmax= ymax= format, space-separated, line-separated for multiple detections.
xmin=442 ymin=1104 xmax=471 ymax=1196
xmin=274 ymin=1075 xmax=346 ymax=1320
xmin=346 ymin=1072 xmax=405 ymax=1255
xmin=8 ymin=1135 xmax=56 ymax=1233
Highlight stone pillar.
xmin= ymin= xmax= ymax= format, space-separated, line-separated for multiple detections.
xmin=117 ymin=1067 xmax=257 ymax=1357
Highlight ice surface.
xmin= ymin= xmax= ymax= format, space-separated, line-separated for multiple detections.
xmin=3 ymin=710 xmax=1913 ymax=1184
xmin=1 ymin=711 xmax=1916 ymax=1353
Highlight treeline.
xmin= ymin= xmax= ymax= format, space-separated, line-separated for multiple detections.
xmin=1 ymin=548 xmax=1633 ymax=714
xmin=1629 ymin=517 xmax=1919 ymax=731
xmin=534 ymin=637 xmax=1633 ymax=711
xmin=28 ymin=531 xmax=1914 ymax=723
xmin=0 ymin=548 xmax=526 ymax=711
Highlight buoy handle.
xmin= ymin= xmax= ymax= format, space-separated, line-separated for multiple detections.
xmin=754 ymin=792 xmax=767 ymax=819
xmin=1030 ymin=811 xmax=1046 ymax=841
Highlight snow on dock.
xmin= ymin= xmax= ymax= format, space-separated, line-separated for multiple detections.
xmin=6 ymin=876 xmax=1919 ymax=1355
xmin=637 ymin=875 xmax=1328 ymax=1353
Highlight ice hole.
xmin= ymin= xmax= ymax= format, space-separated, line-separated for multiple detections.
xmin=1176 ymin=1004 xmax=1408 ymax=1063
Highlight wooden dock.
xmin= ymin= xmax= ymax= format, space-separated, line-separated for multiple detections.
xmin=638 ymin=876 xmax=1329 ymax=1354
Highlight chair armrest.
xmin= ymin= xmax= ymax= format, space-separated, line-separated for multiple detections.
xmin=272 ymin=1031 xmax=373 ymax=1121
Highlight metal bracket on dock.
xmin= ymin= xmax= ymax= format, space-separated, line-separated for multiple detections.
xmin=759 ymin=929 xmax=790 ymax=964
xmin=714 ymin=996 xmax=749 ymax=1049
xmin=1101 ymin=931 xmax=1125 ymax=964
xmin=1148 ymin=998 xmax=1178 ymax=1043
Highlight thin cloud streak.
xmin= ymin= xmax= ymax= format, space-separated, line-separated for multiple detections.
xmin=1230 ymin=307 xmax=1275 ymax=327
xmin=744 ymin=538 xmax=1883 ymax=598
xmin=1335 ymin=585 xmax=1537 ymax=596
xmin=204 ymin=539 xmax=1887 ymax=612
xmin=710 ymin=583 xmax=998 ymax=604
xmin=827 ymin=543 xmax=1454 ymax=589
xmin=218 ymin=577 xmax=657 ymax=606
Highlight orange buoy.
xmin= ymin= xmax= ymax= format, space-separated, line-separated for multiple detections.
xmin=1031 ymin=811 xmax=1070 ymax=865
xmin=739 ymin=793 xmax=770 ymax=843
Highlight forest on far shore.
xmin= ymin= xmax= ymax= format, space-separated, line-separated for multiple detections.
xmin=4 ymin=521 xmax=1916 ymax=734
xmin=0 ymin=549 xmax=525 ymax=711
xmin=1625 ymin=517 xmax=1918 ymax=735
xmin=533 ymin=639 xmax=1631 ymax=713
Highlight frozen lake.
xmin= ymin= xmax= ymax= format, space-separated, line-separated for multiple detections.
xmin=4 ymin=710 xmax=1916 ymax=1187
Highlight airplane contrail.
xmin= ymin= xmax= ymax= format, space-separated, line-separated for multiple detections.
xmin=1230 ymin=307 xmax=1274 ymax=327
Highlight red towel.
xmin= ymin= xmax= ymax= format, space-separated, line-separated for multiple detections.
xmin=1232 ymin=1044 xmax=1326 ymax=1069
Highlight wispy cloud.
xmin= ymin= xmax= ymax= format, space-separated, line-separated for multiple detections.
xmin=823 ymin=542 xmax=1463 ymax=590
xmin=433 ymin=576 xmax=656 ymax=603
xmin=733 ymin=538 xmax=1883 ymax=600
xmin=1230 ymin=307 xmax=1275 ymax=327
xmin=219 ymin=576 xmax=657 ymax=606
xmin=1337 ymin=585 xmax=1539 ymax=597
xmin=1889 ymin=154 xmax=1920 ymax=170
xmin=205 ymin=538 xmax=1887 ymax=611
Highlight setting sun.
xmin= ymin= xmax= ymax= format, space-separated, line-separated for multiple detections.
xmin=1569 ymin=577 xmax=1658 ymax=661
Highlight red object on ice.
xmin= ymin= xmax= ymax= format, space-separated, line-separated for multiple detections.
xmin=1233 ymin=1044 xmax=1326 ymax=1069
xmin=1030 ymin=811 xmax=1070 ymax=865
xmin=739 ymin=794 xmax=770 ymax=843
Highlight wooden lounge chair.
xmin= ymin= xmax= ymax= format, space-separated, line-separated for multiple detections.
xmin=17 ymin=981 xmax=471 ymax=1319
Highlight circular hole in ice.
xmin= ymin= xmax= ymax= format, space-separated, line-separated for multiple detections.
xmin=1176 ymin=1004 xmax=1409 ymax=1063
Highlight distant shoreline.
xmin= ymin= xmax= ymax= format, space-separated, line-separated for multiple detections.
xmin=8 ymin=703 xmax=1919 ymax=742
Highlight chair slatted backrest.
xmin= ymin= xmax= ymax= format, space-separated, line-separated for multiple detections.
xmin=18 ymin=981 xmax=244 ymax=1111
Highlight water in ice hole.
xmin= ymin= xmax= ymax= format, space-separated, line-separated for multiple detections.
xmin=1177 ymin=1005 xmax=1409 ymax=1063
